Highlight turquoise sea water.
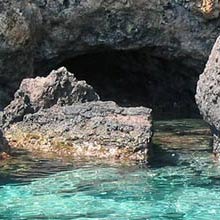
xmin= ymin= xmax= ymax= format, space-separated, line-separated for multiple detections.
xmin=1 ymin=119 xmax=219 ymax=220
xmin=1 ymin=155 xmax=220 ymax=220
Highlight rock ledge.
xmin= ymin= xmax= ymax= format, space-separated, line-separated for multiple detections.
xmin=6 ymin=101 xmax=152 ymax=163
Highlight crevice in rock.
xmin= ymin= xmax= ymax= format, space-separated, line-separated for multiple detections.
xmin=63 ymin=0 xmax=70 ymax=8
xmin=56 ymin=49 xmax=203 ymax=119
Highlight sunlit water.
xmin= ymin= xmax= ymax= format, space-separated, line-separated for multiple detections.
xmin=1 ymin=119 xmax=220 ymax=220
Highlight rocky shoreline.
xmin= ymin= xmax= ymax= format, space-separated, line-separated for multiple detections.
xmin=2 ymin=0 xmax=220 ymax=163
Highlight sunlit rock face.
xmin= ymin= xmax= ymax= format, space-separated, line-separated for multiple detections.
xmin=0 ymin=0 xmax=219 ymax=110
xmin=196 ymin=36 xmax=220 ymax=153
xmin=3 ymin=67 xmax=99 ymax=125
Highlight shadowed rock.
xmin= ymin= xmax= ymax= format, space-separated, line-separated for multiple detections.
xmin=196 ymin=36 xmax=220 ymax=153
xmin=0 ymin=0 xmax=220 ymax=109
xmin=0 ymin=129 xmax=10 ymax=157
xmin=3 ymin=67 xmax=99 ymax=125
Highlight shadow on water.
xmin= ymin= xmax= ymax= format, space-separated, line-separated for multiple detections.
xmin=148 ymin=144 xmax=181 ymax=167
xmin=0 ymin=148 xmax=78 ymax=185
xmin=0 ymin=120 xmax=219 ymax=220
xmin=0 ymin=119 xmax=214 ymax=186
xmin=150 ymin=119 xmax=213 ymax=168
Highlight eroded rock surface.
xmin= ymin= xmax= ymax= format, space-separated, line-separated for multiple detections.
xmin=6 ymin=101 xmax=152 ymax=163
xmin=3 ymin=67 xmax=99 ymax=125
xmin=0 ymin=0 xmax=220 ymax=109
xmin=196 ymin=36 xmax=220 ymax=153
xmin=3 ymin=67 xmax=152 ymax=163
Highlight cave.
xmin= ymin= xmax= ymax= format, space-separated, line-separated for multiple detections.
xmin=57 ymin=49 xmax=202 ymax=119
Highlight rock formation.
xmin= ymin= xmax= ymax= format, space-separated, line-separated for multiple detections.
xmin=4 ymin=67 xmax=152 ymax=163
xmin=196 ymin=36 xmax=220 ymax=154
xmin=6 ymin=101 xmax=152 ymax=163
xmin=0 ymin=0 xmax=219 ymax=111
xmin=3 ymin=67 xmax=99 ymax=125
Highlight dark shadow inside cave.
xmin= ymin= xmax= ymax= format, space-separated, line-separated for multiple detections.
xmin=58 ymin=49 xmax=201 ymax=119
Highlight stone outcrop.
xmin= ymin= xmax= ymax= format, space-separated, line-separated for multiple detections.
xmin=6 ymin=101 xmax=152 ymax=163
xmin=0 ymin=0 xmax=220 ymax=109
xmin=3 ymin=67 xmax=152 ymax=163
xmin=3 ymin=67 xmax=99 ymax=125
xmin=196 ymin=36 xmax=220 ymax=153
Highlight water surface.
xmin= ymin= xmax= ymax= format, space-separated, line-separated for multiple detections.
xmin=0 ymin=119 xmax=219 ymax=220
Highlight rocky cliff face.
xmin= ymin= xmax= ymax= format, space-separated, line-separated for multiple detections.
xmin=196 ymin=36 xmax=220 ymax=154
xmin=1 ymin=0 xmax=220 ymax=116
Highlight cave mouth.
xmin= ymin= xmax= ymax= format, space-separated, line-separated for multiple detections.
xmin=57 ymin=49 xmax=200 ymax=119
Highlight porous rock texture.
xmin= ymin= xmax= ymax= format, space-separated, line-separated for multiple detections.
xmin=3 ymin=67 xmax=99 ymax=125
xmin=4 ymin=67 xmax=153 ymax=163
xmin=6 ymin=101 xmax=152 ymax=163
xmin=196 ymin=36 xmax=220 ymax=153
xmin=1 ymin=0 xmax=220 ymax=109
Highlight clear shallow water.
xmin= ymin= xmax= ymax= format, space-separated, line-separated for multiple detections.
xmin=1 ymin=157 xmax=220 ymax=220
xmin=0 ymin=119 xmax=219 ymax=220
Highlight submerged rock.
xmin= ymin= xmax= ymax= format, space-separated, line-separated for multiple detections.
xmin=6 ymin=101 xmax=152 ymax=163
xmin=196 ymin=36 xmax=220 ymax=153
xmin=3 ymin=67 xmax=99 ymax=125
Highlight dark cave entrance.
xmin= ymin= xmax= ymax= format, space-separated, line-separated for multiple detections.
xmin=57 ymin=49 xmax=201 ymax=119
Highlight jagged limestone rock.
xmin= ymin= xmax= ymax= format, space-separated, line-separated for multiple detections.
xmin=3 ymin=67 xmax=99 ymax=125
xmin=196 ymin=36 xmax=220 ymax=154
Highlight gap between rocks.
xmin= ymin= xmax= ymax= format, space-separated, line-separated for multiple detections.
xmin=53 ymin=49 xmax=203 ymax=119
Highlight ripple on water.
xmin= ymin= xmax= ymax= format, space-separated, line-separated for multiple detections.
xmin=0 ymin=159 xmax=220 ymax=220
xmin=0 ymin=119 xmax=218 ymax=220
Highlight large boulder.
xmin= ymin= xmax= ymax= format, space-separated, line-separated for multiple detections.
xmin=3 ymin=66 xmax=152 ymax=163
xmin=0 ymin=0 xmax=220 ymax=109
xmin=6 ymin=101 xmax=152 ymax=163
xmin=196 ymin=36 xmax=220 ymax=153
xmin=3 ymin=67 xmax=99 ymax=125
